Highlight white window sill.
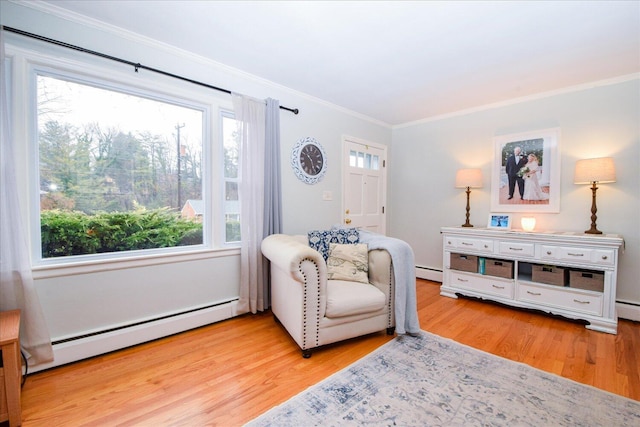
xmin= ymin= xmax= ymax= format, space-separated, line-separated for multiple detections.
xmin=32 ymin=247 xmax=240 ymax=279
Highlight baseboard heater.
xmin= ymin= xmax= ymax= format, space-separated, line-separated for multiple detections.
xmin=52 ymin=298 xmax=239 ymax=345
xmin=616 ymin=300 xmax=640 ymax=322
xmin=415 ymin=266 xmax=443 ymax=282
xmin=31 ymin=298 xmax=239 ymax=373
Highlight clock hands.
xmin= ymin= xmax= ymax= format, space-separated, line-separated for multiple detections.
xmin=302 ymin=148 xmax=322 ymax=173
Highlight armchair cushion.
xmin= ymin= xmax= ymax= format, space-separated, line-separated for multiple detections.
xmin=325 ymin=280 xmax=386 ymax=318
xmin=308 ymin=228 xmax=360 ymax=260
xmin=326 ymin=243 xmax=369 ymax=283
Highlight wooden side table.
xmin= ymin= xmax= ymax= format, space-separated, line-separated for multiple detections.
xmin=0 ymin=310 xmax=22 ymax=426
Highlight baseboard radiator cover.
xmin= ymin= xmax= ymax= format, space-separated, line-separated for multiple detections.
xmin=416 ymin=265 xmax=443 ymax=283
xmin=617 ymin=300 xmax=640 ymax=322
xmin=30 ymin=299 xmax=239 ymax=373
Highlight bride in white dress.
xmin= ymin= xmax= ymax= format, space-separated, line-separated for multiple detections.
xmin=522 ymin=154 xmax=549 ymax=201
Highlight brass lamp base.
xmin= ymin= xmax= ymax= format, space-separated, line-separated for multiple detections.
xmin=584 ymin=182 xmax=603 ymax=234
xmin=585 ymin=227 xmax=603 ymax=235
xmin=461 ymin=187 xmax=473 ymax=227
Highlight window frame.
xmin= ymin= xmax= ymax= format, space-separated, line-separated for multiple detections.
xmin=219 ymin=109 xmax=241 ymax=246
xmin=8 ymin=47 xmax=239 ymax=267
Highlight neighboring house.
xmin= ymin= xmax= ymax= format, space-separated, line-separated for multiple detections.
xmin=181 ymin=199 xmax=204 ymax=222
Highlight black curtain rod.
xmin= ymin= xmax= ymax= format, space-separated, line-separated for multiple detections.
xmin=2 ymin=26 xmax=299 ymax=115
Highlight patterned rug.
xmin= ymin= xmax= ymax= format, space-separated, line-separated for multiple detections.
xmin=247 ymin=331 xmax=640 ymax=426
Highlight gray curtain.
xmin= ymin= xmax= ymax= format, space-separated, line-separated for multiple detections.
xmin=232 ymin=94 xmax=281 ymax=314
xmin=0 ymin=30 xmax=54 ymax=363
xmin=262 ymin=98 xmax=282 ymax=310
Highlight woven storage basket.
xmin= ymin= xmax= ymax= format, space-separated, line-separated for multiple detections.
xmin=484 ymin=259 xmax=514 ymax=279
xmin=532 ymin=265 xmax=568 ymax=286
xmin=569 ymin=270 xmax=604 ymax=292
xmin=450 ymin=253 xmax=477 ymax=273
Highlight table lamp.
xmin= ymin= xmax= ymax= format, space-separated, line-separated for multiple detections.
xmin=574 ymin=157 xmax=616 ymax=234
xmin=455 ymin=168 xmax=483 ymax=227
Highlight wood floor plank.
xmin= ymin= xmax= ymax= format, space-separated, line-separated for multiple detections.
xmin=18 ymin=280 xmax=640 ymax=426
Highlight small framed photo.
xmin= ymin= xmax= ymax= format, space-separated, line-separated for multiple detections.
xmin=488 ymin=214 xmax=512 ymax=230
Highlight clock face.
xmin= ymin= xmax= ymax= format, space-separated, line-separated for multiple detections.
xmin=299 ymin=144 xmax=324 ymax=176
xmin=291 ymin=137 xmax=327 ymax=184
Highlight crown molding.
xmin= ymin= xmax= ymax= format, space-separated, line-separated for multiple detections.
xmin=394 ymin=73 xmax=640 ymax=130
xmin=11 ymin=0 xmax=391 ymax=129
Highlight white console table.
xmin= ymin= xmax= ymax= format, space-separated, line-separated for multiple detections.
xmin=441 ymin=227 xmax=624 ymax=334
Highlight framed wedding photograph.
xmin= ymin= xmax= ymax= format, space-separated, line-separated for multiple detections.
xmin=487 ymin=214 xmax=511 ymax=230
xmin=490 ymin=128 xmax=561 ymax=213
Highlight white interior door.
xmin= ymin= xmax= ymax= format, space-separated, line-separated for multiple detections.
xmin=342 ymin=136 xmax=387 ymax=234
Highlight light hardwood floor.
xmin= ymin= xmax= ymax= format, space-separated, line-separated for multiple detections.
xmin=18 ymin=280 xmax=640 ymax=426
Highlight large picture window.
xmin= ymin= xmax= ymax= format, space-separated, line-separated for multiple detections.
xmin=36 ymin=72 xmax=210 ymax=260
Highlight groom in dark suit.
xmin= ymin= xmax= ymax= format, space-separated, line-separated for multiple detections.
xmin=505 ymin=146 xmax=527 ymax=200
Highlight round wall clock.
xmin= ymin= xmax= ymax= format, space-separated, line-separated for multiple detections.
xmin=291 ymin=137 xmax=327 ymax=184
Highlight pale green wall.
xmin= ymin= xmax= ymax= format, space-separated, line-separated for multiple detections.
xmin=390 ymin=78 xmax=640 ymax=304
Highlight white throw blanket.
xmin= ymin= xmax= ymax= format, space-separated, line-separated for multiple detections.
xmin=359 ymin=230 xmax=421 ymax=335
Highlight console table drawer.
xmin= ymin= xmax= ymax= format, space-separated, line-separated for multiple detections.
xmin=445 ymin=237 xmax=493 ymax=253
xmin=450 ymin=271 xmax=513 ymax=299
xmin=592 ymin=249 xmax=615 ymax=266
xmin=540 ymin=245 xmax=615 ymax=266
xmin=498 ymin=241 xmax=534 ymax=257
xmin=517 ymin=283 xmax=603 ymax=316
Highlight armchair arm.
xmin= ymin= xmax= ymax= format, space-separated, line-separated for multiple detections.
xmin=262 ymin=234 xmax=328 ymax=351
xmin=368 ymin=249 xmax=395 ymax=328
xmin=261 ymin=234 xmax=327 ymax=283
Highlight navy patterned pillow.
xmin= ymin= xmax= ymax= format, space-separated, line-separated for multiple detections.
xmin=308 ymin=228 xmax=360 ymax=260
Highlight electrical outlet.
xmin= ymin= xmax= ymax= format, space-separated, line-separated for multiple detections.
xmin=322 ymin=190 xmax=333 ymax=201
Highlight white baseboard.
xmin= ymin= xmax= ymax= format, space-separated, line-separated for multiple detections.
xmin=416 ymin=266 xmax=443 ymax=283
xmin=29 ymin=300 xmax=239 ymax=373
xmin=617 ymin=301 xmax=640 ymax=322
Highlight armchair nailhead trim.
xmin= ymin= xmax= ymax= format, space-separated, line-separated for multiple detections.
xmin=388 ymin=265 xmax=394 ymax=328
xmin=298 ymin=257 xmax=321 ymax=351
xmin=315 ymin=261 xmax=320 ymax=347
xmin=300 ymin=263 xmax=307 ymax=350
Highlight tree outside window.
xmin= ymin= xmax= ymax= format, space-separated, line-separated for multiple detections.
xmin=37 ymin=73 xmax=206 ymax=258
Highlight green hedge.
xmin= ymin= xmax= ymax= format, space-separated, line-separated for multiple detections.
xmin=41 ymin=209 xmax=203 ymax=258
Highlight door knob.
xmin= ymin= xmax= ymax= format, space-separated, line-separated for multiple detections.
xmin=345 ymin=218 xmax=352 ymax=224
xmin=345 ymin=209 xmax=350 ymax=214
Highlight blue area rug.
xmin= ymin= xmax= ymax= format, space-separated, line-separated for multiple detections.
xmin=247 ymin=331 xmax=640 ymax=426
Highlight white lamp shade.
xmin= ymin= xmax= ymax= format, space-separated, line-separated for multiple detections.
xmin=455 ymin=168 xmax=483 ymax=188
xmin=521 ymin=217 xmax=536 ymax=232
xmin=574 ymin=157 xmax=616 ymax=184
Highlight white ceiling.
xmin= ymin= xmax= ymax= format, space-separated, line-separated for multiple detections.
xmin=35 ymin=1 xmax=640 ymax=126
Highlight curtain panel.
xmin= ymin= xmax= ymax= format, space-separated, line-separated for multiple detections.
xmin=232 ymin=93 xmax=282 ymax=314
xmin=0 ymin=30 xmax=53 ymax=363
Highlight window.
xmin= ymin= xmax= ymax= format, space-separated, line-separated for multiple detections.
xmin=221 ymin=112 xmax=240 ymax=243
xmin=349 ymin=149 xmax=380 ymax=170
xmin=36 ymin=71 xmax=210 ymax=260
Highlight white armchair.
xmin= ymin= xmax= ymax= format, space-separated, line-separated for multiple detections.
xmin=261 ymin=234 xmax=395 ymax=358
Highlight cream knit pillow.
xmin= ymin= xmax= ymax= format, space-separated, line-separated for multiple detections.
xmin=326 ymin=243 xmax=369 ymax=284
